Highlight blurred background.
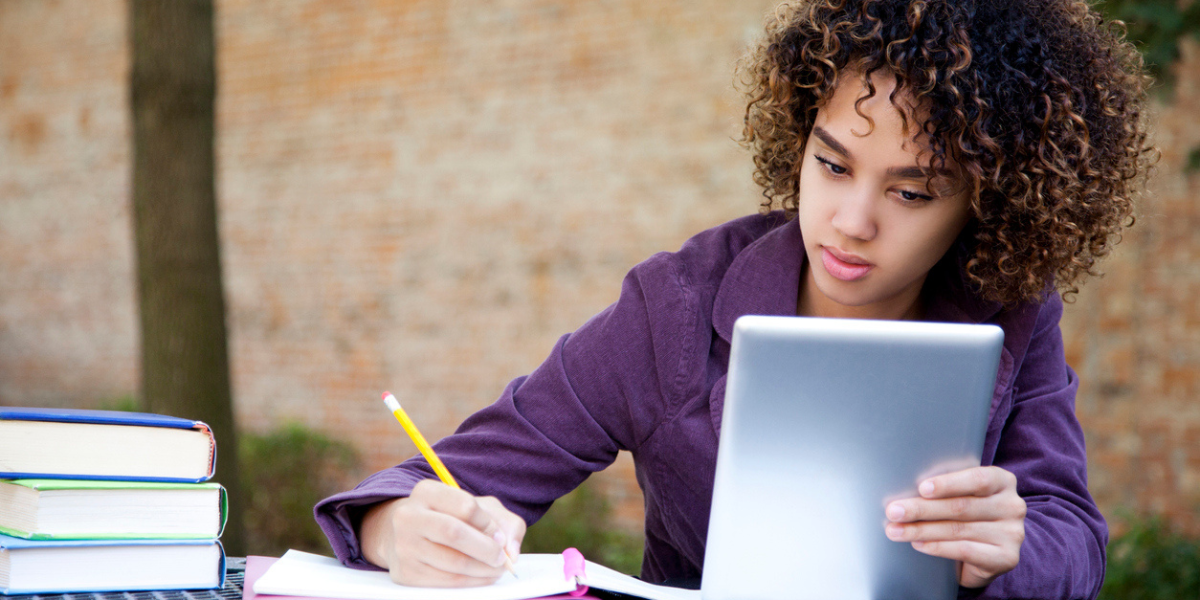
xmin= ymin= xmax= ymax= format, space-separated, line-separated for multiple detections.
xmin=0 ymin=0 xmax=1197 ymax=595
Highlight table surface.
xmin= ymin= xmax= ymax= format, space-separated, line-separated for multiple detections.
xmin=3 ymin=557 xmax=246 ymax=600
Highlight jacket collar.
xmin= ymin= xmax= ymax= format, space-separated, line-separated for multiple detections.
xmin=711 ymin=217 xmax=804 ymax=343
xmin=711 ymin=217 xmax=1002 ymax=340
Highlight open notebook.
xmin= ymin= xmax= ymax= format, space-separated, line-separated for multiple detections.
xmin=252 ymin=549 xmax=698 ymax=600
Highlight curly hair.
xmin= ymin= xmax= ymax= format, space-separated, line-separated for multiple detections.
xmin=738 ymin=0 xmax=1156 ymax=305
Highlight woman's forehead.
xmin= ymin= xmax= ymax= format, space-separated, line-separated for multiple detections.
xmin=817 ymin=69 xmax=925 ymax=135
xmin=815 ymin=73 xmax=929 ymax=153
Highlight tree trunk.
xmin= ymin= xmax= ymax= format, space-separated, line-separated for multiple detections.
xmin=130 ymin=0 xmax=244 ymax=556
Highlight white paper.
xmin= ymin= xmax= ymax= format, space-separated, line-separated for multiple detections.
xmin=253 ymin=549 xmax=699 ymax=600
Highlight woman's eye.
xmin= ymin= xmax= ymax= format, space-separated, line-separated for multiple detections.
xmin=898 ymin=190 xmax=934 ymax=203
xmin=815 ymin=156 xmax=847 ymax=175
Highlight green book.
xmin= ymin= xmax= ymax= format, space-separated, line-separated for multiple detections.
xmin=0 ymin=479 xmax=227 ymax=540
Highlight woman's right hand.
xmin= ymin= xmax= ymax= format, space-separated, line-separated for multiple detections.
xmin=359 ymin=479 xmax=526 ymax=587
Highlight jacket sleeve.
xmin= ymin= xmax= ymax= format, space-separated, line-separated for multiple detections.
xmin=969 ymin=298 xmax=1108 ymax=600
xmin=313 ymin=252 xmax=694 ymax=569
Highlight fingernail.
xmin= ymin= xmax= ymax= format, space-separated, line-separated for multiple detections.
xmin=919 ymin=480 xmax=935 ymax=496
xmin=886 ymin=504 xmax=905 ymax=521
xmin=507 ymin=540 xmax=520 ymax=562
xmin=493 ymin=531 xmax=506 ymax=546
xmin=912 ymin=540 xmax=926 ymax=549
xmin=885 ymin=524 xmax=903 ymax=540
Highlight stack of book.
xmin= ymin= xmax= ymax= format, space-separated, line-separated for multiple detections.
xmin=0 ymin=407 xmax=228 ymax=594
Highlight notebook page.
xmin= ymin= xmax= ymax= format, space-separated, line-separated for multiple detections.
xmin=579 ymin=561 xmax=699 ymax=600
xmin=253 ymin=550 xmax=574 ymax=600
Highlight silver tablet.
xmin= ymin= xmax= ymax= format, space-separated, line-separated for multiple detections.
xmin=702 ymin=316 xmax=1003 ymax=600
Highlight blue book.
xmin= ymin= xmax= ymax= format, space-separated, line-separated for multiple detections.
xmin=0 ymin=533 xmax=225 ymax=594
xmin=0 ymin=407 xmax=217 ymax=483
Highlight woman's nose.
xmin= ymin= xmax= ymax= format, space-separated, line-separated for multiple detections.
xmin=830 ymin=188 xmax=877 ymax=241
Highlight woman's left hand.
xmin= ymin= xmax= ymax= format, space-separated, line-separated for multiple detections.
xmin=884 ymin=466 xmax=1026 ymax=588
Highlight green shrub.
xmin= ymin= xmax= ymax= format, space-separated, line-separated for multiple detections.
xmin=240 ymin=424 xmax=363 ymax=557
xmin=1099 ymin=514 xmax=1200 ymax=600
xmin=522 ymin=481 xmax=645 ymax=575
xmin=1096 ymin=0 xmax=1200 ymax=89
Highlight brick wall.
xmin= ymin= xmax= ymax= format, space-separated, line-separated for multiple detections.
xmin=1062 ymin=40 xmax=1200 ymax=533
xmin=0 ymin=0 xmax=136 ymax=407
xmin=1 ymin=0 xmax=1197 ymax=537
xmin=214 ymin=1 xmax=772 ymax=532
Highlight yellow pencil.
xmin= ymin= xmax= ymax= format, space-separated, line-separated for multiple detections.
xmin=382 ymin=391 xmax=518 ymax=577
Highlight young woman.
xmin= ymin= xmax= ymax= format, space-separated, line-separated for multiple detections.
xmin=315 ymin=1 xmax=1153 ymax=598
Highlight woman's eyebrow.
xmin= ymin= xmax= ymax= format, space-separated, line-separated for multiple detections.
xmin=814 ymin=125 xmax=936 ymax=180
xmin=886 ymin=165 xmax=931 ymax=179
xmin=812 ymin=126 xmax=850 ymax=158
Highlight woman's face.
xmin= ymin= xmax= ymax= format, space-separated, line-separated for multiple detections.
xmin=797 ymin=71 xmax=972 ymax=320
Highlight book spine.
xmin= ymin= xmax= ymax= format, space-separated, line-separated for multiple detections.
xmin=195 ymin=421 xmax=218 ymax=481
xmin=215 ymin=539 xmax=228 ymax=588
xmin=217 ymin=484 xmax=229 ymax=538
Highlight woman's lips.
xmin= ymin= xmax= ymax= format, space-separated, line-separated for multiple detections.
xmin=821 ymin=247 xmax=873 ymax=281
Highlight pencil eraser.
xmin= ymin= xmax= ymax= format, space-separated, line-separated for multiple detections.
xmin=382 ymin=392 xmax=401 ymax=411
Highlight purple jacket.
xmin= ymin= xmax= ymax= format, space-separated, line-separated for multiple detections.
xmin=316 ymin=213 xmax=1107 ymax=600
